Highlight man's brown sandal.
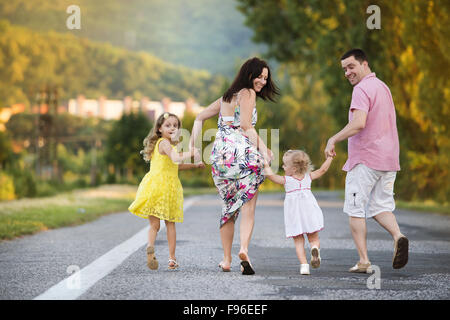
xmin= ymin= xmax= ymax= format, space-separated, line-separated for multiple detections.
xmin=348 ymin=262 xmax=372 ymax=273
xmin=393 ymin=236 xmax=409 ymax=269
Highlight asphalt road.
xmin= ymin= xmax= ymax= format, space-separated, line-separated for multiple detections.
xmin=1 ymin=191 xmax=449 ymax=300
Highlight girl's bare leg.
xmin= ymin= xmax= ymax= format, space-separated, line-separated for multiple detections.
xmin=293 ymin=235 xmax=308 ymax=264
xmin=306 ymin=231 xmax=320 ymax=249
xmin=165 ymin=221 xmax=176 ymax=261
xmin=148 ymin=216 xmax=160 ymax=247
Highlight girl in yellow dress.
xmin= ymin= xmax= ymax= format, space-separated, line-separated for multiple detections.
xmin=129 ymin=112 xmax=204 ymax=270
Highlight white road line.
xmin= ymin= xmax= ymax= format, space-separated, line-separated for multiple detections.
xmin=34 ymin=196 xmax=201 ymax=300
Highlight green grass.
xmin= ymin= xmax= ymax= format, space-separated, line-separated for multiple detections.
xmin=396 ymin=200 xmax=450 ymax=215
xmin=0 ymin=185 xmax=137 ymax=241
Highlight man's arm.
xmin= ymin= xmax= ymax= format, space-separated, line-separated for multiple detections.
xmin=324 ymin=109 xmax=367 ymax=157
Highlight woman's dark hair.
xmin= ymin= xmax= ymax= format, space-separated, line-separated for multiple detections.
xmin=341 ymin=48 xmax=369 ymax=64
xmin=223 ymin=57 xmax=280 ymax=103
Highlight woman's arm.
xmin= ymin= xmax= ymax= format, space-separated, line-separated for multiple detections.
xmin=178 ymin=163 xmax=206 ymax=171
xmin=189 ymin=98 xmax=221 ymax=149
xmin=310 ymin=156 xmax=333 ymax=180
xmin=159 ymin=138 xmax=198 ymax=164
xmin=239 ymin=89 xmax=273 ymax=161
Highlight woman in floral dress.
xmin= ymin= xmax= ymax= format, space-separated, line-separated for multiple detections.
xmin=190 ymin=57 xmax=279 ymax=274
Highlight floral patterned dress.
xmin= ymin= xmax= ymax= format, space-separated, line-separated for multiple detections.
xmin=210 ymin=94 xmax=265 ymax=228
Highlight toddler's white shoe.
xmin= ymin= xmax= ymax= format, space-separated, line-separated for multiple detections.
xmin=300 ymin=264 xmax=310 ymax=275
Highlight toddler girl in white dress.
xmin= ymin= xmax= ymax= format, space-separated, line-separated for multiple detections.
xmin=264 ymin=150 xmax=333 ymax=275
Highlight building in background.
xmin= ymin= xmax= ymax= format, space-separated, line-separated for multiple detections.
xmin=67 ymin=95 xmax=204 ymax=121
xmin=0 ymin=96 xmax=204 ymax=132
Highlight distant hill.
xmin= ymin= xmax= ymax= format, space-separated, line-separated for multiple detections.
xmin=0 ymin=20 xmax=225 ymax=109
xmin=0 ymin=0 xmax=264 ymax=76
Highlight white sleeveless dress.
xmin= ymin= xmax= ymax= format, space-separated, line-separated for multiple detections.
xmin=283 ymin=174 xmax=324 ymax=238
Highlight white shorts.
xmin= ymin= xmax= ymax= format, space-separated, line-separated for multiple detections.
xmin=344 ymin=163 xmax=397 ymax=219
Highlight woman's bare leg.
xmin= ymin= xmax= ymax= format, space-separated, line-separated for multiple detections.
xmin=220 ymin=219 xmax=235 ymax=269
xmin=239 ymin=191 xmax=259 ymax=261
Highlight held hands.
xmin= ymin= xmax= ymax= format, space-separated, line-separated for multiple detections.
xmin=262 ymin=158 xmax=273 ymax=175
xmin=261 ymin=148 xmax=274 ymax=164
xmin=324 ymin=138 xmax=336 ymax=158
xmin=186 ymin=147 xmax=205 ymax=169
xmin=195 ymin=162 xmax=206 ymax=169
xmin=190 ymin=147 xmax=201 ymax=159
xmin=268 ymin=148 xmax=274 ymax=161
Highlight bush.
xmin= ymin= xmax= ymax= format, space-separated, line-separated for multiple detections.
xmin=11 ymin=170 xmax=37 ymax=198
xmin=35 ymin=181 xmax=60 ymax=197
xmin=0 ymin=172 xmax=15 ymax=201
xmin=106 ymin=173 xmax=116 ymax=184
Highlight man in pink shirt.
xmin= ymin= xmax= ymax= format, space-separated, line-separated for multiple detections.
xmin=325 ymin=49 xmax=408 ymax=272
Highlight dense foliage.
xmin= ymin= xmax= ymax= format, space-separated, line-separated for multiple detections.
xmin=0 ymin=0 xmax=263 ymax=76
xmin=237 ymin=0 xmax=450 ymax=202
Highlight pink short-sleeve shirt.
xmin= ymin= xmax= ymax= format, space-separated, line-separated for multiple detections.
xmin=343 ymin=73 xmax=400 ymax=172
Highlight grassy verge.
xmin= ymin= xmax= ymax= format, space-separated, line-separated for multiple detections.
xmin=0 ymin=185 xmax=138 ymax=241
xmin=396 ymin=200 xmax=450 ymax=215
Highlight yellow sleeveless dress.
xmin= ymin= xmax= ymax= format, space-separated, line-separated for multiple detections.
xmin=128 ymin=137 xmax=184 ymax=222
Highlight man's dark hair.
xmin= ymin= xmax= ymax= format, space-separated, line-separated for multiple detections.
xmin=341 ymin=48 xmax=368 ymax=64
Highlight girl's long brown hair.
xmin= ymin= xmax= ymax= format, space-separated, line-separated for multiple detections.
xmin=140 ymin=112 xmax=181 ymax=162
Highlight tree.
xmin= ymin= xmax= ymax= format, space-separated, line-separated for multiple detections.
xmin=0 ymin=130 xmax=13 ymax=169
xmin=104 ymin=111 xmax=152 ymax=181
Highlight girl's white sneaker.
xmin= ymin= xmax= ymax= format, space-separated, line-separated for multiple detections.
xmin=300 ymin=264 xmax=310 ymax=275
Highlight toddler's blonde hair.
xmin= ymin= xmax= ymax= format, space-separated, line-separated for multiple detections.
xmin=284 ymin=150 xmax=314 ymax=175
